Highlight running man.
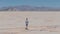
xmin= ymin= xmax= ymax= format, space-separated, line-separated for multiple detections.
xmin=25 ymin=18 xmax=29 ymax=30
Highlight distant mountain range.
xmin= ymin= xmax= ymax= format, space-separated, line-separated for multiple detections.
xmin=0 ymin=5 xmax=60 ymax=11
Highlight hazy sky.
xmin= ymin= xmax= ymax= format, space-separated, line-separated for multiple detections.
xmin=0 ymin=0 xmax=60 ymax=8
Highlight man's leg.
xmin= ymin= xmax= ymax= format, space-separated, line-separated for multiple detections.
xmin=25 ymin=24 xmax=28 ymax=30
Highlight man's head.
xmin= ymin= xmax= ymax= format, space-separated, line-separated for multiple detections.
xmin=26 ymin=18 xmax=28 ymax=20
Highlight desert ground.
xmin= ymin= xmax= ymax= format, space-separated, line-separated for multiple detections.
xmin=0 ymin=11 xmax=60 ymax=34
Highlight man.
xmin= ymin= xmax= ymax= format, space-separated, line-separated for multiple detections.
xmin=25 ymin=18 xmax=29 ymax=30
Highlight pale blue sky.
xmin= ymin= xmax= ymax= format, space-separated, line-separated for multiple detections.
xmin=0 ymin=0 xmax=60 ymax=8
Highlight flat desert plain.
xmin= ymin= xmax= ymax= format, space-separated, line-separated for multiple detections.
xmin=0 ymin=11 xmax=60 ymax=34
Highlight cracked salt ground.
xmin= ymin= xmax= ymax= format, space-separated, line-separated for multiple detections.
xmin=0 ymin=12 xmax=60 ymax=34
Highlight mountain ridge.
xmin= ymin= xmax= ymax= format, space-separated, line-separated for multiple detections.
xmin=0 ymin=5 xmax=60 ymax=11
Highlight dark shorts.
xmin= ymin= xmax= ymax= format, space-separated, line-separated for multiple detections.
xmin=26 ymin=24 xmax=28 ymax=27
